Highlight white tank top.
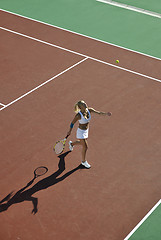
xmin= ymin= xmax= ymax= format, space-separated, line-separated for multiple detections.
xmin=78 ymin=109 xmax=91 ymax=124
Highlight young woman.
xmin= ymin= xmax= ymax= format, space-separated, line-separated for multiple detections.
xmin=67 ymin=100 xmax=112 ymax=169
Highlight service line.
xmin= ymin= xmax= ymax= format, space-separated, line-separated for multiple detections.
xmin=1 ymin=27 xmax=161 ymax=84
xmin=1 ymin=26 xmax=161 ymax=111
xmin=0 ymin=103 xmax=6 ymax=107
xmin=0 ymin=57 xmax=88 ymax=111
xmin=1 ymin=8 xmax=161 ymax=61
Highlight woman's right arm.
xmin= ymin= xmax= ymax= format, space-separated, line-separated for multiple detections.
xmin=67 ymin=113 xmax=80 ymax=136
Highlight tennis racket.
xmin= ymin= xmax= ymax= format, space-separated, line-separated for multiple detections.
xmin=33 ymin=166 xmax=48 ymax=179
xmin=54 ymin=135 xmax=69 ymax=155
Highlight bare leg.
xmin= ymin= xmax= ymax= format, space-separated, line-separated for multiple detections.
xmin=71 ymin=140 xmax=81 ymax=146
xmin=80 ymin=139 xmax=88 ymax=162
xmin=71 ymin=139 xmax=88 ymax=162
xmin=70 ymin=139 xmax=90 ymax=168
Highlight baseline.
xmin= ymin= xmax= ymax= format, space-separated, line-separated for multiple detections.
xmin=1 ymin=10 xmax=161 ymax=81
xmin=1 ymin=8 xmax=161 ymax=61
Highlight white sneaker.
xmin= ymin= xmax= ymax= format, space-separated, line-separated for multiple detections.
xmin=81 ymin=161 xmax=91 ymax=169
xmin=69 ymin=141 xmax=73 ymax=151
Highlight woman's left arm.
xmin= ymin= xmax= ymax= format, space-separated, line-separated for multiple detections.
xmin=89 ymin=107 xmax=112 ymax=116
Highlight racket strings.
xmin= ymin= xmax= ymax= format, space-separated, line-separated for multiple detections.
xmin=54 ymin=141 xmax=64 ymax=154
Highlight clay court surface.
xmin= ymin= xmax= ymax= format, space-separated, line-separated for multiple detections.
xmin=1 ymin=10 xmax=161 ymax=240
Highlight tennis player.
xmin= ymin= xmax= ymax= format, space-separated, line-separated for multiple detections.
xmin=67 ymin=100 xmax=111 ymax=168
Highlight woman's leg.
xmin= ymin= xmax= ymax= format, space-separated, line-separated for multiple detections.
xmin=69 ymin=138 xmax=90 ymax=168
xmin=69 ymin=140 xmax=81 ymax=151
xmin=80 ymin=139 xmax=88 ymax=163
xmin=71 ymin=140 xmax=81 ymax=146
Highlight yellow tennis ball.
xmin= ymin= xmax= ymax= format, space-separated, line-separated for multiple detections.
xmin=116 ymin=60 xmax=119 ymax=63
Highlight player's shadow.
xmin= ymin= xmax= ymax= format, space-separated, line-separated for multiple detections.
xmin=0 ymin=151 xmax=84 ymax=214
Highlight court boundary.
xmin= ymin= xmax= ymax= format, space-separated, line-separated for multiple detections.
xmin=124 ymin=199 xmax=161 ymax=239
xmin=97 ymin=0 xmax=161 ymax=19
xmin=1 ymin=26 xmax=161 ymax=111
xmin=0 ymin=8 xmax=161 ymax=61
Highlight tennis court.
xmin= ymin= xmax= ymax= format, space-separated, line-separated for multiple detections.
xmin=1 ymin=1 xmax=161 ymax=239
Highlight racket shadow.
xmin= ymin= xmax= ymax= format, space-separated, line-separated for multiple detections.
xmin=0 ymin=151 xmax=83 ymax=214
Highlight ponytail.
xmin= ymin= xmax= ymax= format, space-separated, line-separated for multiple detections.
xmin=74 ymin=102 xmax=80 ymax=113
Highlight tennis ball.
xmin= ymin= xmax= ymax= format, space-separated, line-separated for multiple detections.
xmin=116 ymin=60 xmax=119 ymax=63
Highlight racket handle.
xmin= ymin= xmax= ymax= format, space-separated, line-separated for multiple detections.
xmin=65 ymin=134 xmax=69 ymax=139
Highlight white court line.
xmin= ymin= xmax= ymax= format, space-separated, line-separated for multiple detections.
xmin=0 ymin=103 xmax=6 ymax=107
xmin=97 ymin=0 xmax=161 ymax=19
xmin=1 ymin=27 xmax=161 ymax=111
xmin=0 ymin=57 xmax=88 ymax=111
xmin=0 ymin=8 xmax=161 ymax=61
xmin=0 ymin=27 xmax=85 ymax=58
xmin=124 ymin=199 xmax=161 ymax=240
xmin=1 ymin=27 xmax=161 ymax=85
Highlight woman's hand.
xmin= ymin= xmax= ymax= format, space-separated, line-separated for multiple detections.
xmin=100 ymin=112 xmax=112 ymax=116
xmin=107 ymin=112 xmax=112 ymax=116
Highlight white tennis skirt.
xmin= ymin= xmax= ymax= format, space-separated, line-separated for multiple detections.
xmin=76 ymin=128 xmax=89 ymax=139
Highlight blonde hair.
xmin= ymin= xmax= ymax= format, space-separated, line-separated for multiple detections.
xmin=74 ymin=100 xmax=87 ymax=113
